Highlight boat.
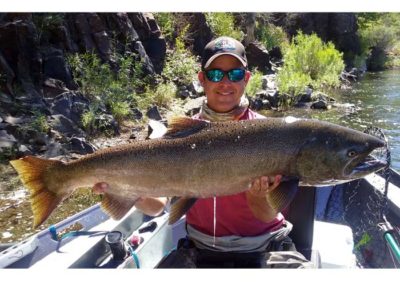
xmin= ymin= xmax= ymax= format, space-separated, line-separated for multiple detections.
xmin=1 ymin=165 xmax=399 ymax=269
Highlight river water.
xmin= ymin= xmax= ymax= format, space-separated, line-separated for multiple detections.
xmin=264 ymin=70 xmax=400 ymax=171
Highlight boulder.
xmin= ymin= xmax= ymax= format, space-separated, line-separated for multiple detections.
xmin=49 ymin=92 xmax=90 ymax=126
xmin=42 ymin=47 xmax=75 ymax=89
xmin=66 ymin=137 xmax=96 ymax=155
xmin=0 ymin=130 xmax=17 ymax=149
xmin=183 ymin=96 xmax=205 ymax=116
xmin=146 ymin=105 xmax=162 ymax=121
xmin=48 ymin=114 xmax=86 ymax=137
xmin=189 ymin=13 xmax=213 ymax=56
xmin=0 ymin=19 xmax=43 ymax=96
xmin=246 ymin=42 xmax=272 ymax=73
xmin=43 ymin=78 xmax=69 ymax=98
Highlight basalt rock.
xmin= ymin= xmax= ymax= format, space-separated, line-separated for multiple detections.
xmin=0 ymin=12 xmax=164 ymax=100
xmin=0 ymin=17 xmax=43 ymax=97
xmin=246 ymin=42 xmax=272 ymax=73
xmin=42 ymin=47 xmax=76 ymax=89
xmin=49 ymin=92 xmax=90 ymax=127
xmin=188 ymin=13 xmax=213 ymax=57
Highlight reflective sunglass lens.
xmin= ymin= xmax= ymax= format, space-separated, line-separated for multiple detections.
xmin=228 ymin=69 xmax=245 ymax=82
xmin=205 ymin=69 xmax=245 ymax=82
xmin=206 ymin=70 xmax=224 ymax=82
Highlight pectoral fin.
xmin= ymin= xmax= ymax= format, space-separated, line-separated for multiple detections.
xmin=266 ymin=178 xmax=299 ymax=213
xmin=168 ymin=197 xmax=198 ymax=224
xmin=101 ymin=193 xmax=138 ymax=220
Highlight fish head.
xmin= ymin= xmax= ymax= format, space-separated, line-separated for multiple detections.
xmin=296 ymin=125 xmax=387 ymax=186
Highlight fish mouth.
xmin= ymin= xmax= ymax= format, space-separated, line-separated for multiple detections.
xmin=346 ymin=154 xmax=387 ymax=178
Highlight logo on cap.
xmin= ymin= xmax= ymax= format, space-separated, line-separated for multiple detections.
xmin=214 ymin=38 xmax=236 ymax=51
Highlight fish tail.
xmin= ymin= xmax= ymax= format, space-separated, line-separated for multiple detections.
xmin=10 ymin=156 xmax=64 ymax=228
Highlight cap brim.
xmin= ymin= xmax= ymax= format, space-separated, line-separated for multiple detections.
xmin=203 ymin=53 xmax=247 ymax=69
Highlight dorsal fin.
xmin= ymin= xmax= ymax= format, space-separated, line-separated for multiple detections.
xmin=164 ymin=117 xmax=209 ymax=139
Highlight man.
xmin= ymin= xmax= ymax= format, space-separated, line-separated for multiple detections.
xmin=156 ymin=36 xmax=311 ymax=268
xmin=94 ymin=36 xmax=311 ymax=268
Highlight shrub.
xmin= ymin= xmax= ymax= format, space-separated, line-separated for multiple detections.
xmin=246 ymin=69 xmax=263 ymax=98
xmin=162 ymin=50 xmax=200 ymax=87
xmin=67 ymin=53 xmax=114 ymax=99
xmin=32 ymin=13 xmax=65 ymax=44
xmin=357 ymin=13 xmax=400 ymax=70
xmin=162 ymin=27 xmax=200 ymax=87
xmin=81 ymin=109 xmax=96 ymax=133
xmin=255 ymin=23 xmax=289 ymax=51
xmin=153 ymin=13 xmax=175 ymax=43
xmin=139 ymin=82 xmax=177 ymax=111
xmin=69 ymin=52 xmax=150 ymax=115
xmin=30 ymin=112 xmax=50 ymax=133
xmin=277 ymin=32 xmax=344 ymax=97
xmin=386 ymin=41 xmax=400 ymax=68
xmin=205 ymin=13 xmax=244 ymax=41
xmin=68 ymin=52 xmax=153 ymax=134
xmin=109 ymin=101 xmax=131 ymax=123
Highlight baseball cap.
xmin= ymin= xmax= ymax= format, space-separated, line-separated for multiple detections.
xmin=201 ymin=36 xmax=247 ymax=70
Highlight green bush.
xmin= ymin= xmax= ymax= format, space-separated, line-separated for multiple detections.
xmin=109 ymin=101 xmax=131 ymax=123
xmin=139 ymin=82 xmax=177 ymax=111
xmin=30 ymin=112 xmax=50 ymax=133
xmin=357 ymin=13 xmax=400 ymax=70
xmin=361 ymin=25 xmax=397 ymax=69
xmin=246 ymin=69 xmax=263 ymax=98
xmin=81 ymin=109 xmax=96 ymax=133
xmin=67 ymin=53 xmax=114 ymax=99
xmin=162 ymin=50 xmax=200 ymax=87
xmin=255 ymin=23 xmax=289 ymax=51
xmin=386 ymin=41 xmax=400 ymax=68
xmin=32 ymin=13 xmax=65 ymax=43
xmin=277 ymin=32 xmax=344 ymax=97
xmin=205 ymin=13 xmax=244 ymax=41
xmin=153 ymin=13 xmax=175 ymax=43
xmin=161 ymin=26 xmax=200 ymax=87
xmin=68 ymin=52 xmax=151 ymax=133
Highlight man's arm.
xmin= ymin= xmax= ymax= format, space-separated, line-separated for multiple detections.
xmin=246 ymin=176 xmax=282 ymax=222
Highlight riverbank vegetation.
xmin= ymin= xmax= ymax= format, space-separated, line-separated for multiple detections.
xmin=277 ymin=32 xmax=344 ymax=97
xmin=356 ymin=13 xmax=400 ymax=70
xmin=63 ymin=13 xmax=400 ymax=135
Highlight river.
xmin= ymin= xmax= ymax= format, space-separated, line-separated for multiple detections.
xmin=263 ymin=69 xmax=400 ymax=171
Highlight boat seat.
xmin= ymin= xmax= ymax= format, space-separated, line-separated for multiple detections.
xmin=285 ymin=186 xmax=317 ymax=261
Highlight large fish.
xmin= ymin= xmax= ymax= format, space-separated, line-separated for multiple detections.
xmin=10 ymin=116 xmax=386 ymax=228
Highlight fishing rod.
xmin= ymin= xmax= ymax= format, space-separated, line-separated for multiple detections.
xmin=365 ymin=126 xmax=400 ymax=265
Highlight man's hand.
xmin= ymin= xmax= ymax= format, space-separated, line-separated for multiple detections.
xmin=248 ymin=175 xmax=282 ymax=197
xmin=246 ymin=175 xmax=282 ymax=222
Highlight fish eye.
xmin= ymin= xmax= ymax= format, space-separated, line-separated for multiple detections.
xmin=347 ymin=150 xmax=357 ymax=158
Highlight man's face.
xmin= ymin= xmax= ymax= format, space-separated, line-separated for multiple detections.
xmin=198 ymin=55 xmax=250 ymax=113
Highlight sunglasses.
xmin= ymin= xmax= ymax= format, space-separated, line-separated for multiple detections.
xmin=205 ymin=68 xmax=246 ymax=82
